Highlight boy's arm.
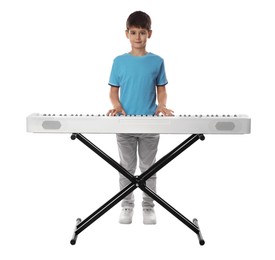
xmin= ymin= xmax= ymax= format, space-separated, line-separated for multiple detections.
xmin=107 ymin=87 xmax=126 ymax=116
xmin=155 ymin=86 xmax=174 ymax=116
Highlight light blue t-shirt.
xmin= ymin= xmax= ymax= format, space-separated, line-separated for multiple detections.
xmin=108 ymin=52 xmax=168 ymax=115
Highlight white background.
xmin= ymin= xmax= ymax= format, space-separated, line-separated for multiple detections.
xmin=1 ymin=0 xmax=274 ymax=259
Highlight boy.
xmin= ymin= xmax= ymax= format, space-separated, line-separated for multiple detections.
xmin=107 ymin=11 xmax=173 ymax=224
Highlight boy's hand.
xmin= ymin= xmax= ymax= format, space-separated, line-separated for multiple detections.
xmin=155 ymin=105 xmax=174 ymax=116
xmin=107 ymin=105 xmax=126 ymax=116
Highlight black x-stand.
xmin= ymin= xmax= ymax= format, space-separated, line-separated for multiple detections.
xmin=70 ymin=133 xmax=205 ymax=246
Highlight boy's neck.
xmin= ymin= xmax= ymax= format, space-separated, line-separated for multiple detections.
xmin=129 ymin=49 xmax=148 ymax=56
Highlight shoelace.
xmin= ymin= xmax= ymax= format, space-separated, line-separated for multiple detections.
xmin=123 ymin=208 xmax=132 ymax=212
xmin=143 ymin=209 xmax=154 ymax=214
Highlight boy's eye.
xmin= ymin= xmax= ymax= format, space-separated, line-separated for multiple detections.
xmin=129 ymin=30 xmax=147 ymax=36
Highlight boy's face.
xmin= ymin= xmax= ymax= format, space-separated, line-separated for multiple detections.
xmin=126 ymin=27 xmax=152 ymax=51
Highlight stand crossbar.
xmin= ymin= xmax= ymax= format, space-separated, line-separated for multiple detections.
xmin=70 ymin=133 xmax=205 ymax=246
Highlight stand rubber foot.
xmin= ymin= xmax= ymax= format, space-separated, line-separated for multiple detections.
xmin=71 ymin=133 xmax=78 ymax=140
xmin=70 ymin=218 xmax=81 ymax=245
xmin=193 ymin=218 xmax=205 ymax=246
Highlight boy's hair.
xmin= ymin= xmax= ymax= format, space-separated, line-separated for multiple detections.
xmin=126 ymin=11 xmax=151 ymax=31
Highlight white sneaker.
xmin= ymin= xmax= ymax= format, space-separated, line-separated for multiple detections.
xmin=143 ymin=208 xmax=156 ymax=225
xmin=119 ymin=208 xmax=134 ymax=224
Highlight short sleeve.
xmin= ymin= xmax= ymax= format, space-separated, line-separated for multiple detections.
xmin=108 ymin=59 xmax=120 ymax=87
xmin=156 ymin=60 xmax=168 ymax=86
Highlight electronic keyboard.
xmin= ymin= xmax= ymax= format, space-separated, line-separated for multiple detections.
xmin=26 ymin=113 xmax=251 ymax=134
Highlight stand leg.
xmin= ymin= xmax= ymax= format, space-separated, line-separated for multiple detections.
xmin=139 ymin=134 xmax=204 ymax=182
xmin=75 ymin=182 xmax=137 ymax=235
xmin=141 ymin=185 xmax=199 ymax=234
xmin=71 ymin=133 xmax=135 ymax=182
xmin=142 ymin=186 xmax=205 ymax=246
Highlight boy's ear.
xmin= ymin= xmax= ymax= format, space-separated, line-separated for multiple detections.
xmin=148 ymin=30 xmax=152 ymax=38
xmin=125 ymin=30 xmax=129 ymax=39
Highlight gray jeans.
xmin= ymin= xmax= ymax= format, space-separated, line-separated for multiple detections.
xmin=116 ymin=133 xmax=160 ymax=208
